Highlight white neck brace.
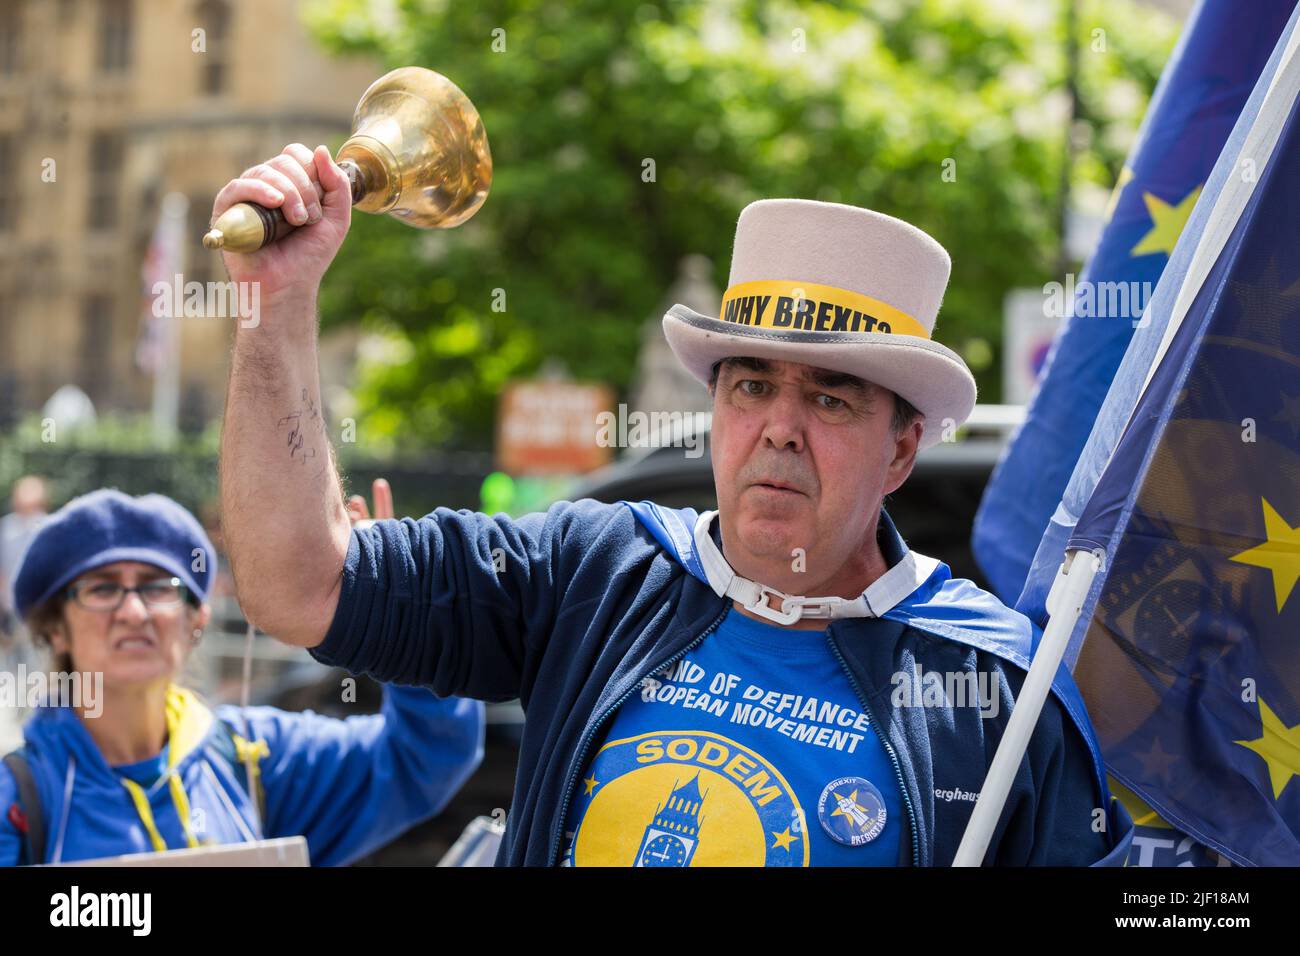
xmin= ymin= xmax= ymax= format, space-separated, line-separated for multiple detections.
xmin=692 ymin=510 xmax=940 ymax=626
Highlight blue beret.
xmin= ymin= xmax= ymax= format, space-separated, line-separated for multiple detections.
xmin=12 ymin=489 xmax=216 ymax=619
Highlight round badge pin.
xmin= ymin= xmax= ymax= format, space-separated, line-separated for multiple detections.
xmin=817 ymin=776 xmax=887 ymax=847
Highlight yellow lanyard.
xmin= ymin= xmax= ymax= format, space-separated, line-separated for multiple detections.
xmin=119 ymin=773 xmax=200 ymax=851
xmin=231 ymin=733 xmax=270 ymax=822
xmin=116 ymin=685 xmax=209 ymax=852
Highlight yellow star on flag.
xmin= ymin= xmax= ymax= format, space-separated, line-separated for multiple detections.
xmin=1229 ymin=499 xmax=1300 ymax=613
xmin=1131 ymin=186 xmax=1202 ymax=258
xmin=771 ymin=827 xmax=799 ymax=851
xmin=1104 ymin=166 xmax=1135 ymax=223
xmin=582 ymin=774 xmax=599 ymax=795
xmin=1235 ymin=697 xmax=1300 ymax=799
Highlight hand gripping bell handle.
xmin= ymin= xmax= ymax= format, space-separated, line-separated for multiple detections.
xmin=202 ymin=160 xmax=367 ymax=254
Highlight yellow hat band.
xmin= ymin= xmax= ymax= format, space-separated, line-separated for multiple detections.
xmin=717 ymin=280 xmax=930 ymax=339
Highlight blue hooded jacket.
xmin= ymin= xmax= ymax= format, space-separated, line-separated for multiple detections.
xmin=311 ymin=498 xmax=1134 ymax=866
xmin=0 ymin=683 xmax=483 ymax=866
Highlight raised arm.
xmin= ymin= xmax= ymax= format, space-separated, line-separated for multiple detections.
xmin=220 ymin=685 xmax=485 ymax=867
xmin=216 ymin=143 xmax=355 ymax=647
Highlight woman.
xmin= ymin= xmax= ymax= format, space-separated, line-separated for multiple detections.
xmin=0 ymin=486 xmax=483 ymax=865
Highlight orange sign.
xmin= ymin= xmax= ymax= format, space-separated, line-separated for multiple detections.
xmin=496 ymin=379 xmax=614 ymax=475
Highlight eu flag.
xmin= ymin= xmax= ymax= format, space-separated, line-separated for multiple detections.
xmin=1055 ymin=6 xmax=1300 ymax=866
xmin=972 ymin=0 xmax=1296 ymax=606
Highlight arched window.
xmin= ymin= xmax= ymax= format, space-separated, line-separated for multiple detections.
xmin=0 ymin=134 xmax=14 ymax=232
xmin=97 ymin=0 xmax=133 ymax=73
xmin=195 ymin=0 xmax=232 ymax=96
xmin=87 ymin=132 xmax=123 ymax=230
xmin=0 ymin=1 xmax=22 ymax=76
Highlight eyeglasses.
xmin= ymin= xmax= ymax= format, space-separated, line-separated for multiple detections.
xmin=66 ymin=577 xmax=189 ymax=612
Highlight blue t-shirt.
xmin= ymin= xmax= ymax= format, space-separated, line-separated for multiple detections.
xmin=111 ymin=743 xmax=170 ymax=786
xmin=562 ymin=607 xmax=905 ymax=866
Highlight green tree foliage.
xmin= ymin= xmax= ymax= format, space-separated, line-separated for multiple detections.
xmin=305 ymin=0 xmax=1178 ymax=451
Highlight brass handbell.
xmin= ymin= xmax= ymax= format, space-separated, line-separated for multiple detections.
xmin=203 ymin=67 xmax=491 ymax=253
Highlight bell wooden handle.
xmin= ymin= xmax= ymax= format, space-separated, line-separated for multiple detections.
xmin=203 ymin=162 xmax=365 ymax=253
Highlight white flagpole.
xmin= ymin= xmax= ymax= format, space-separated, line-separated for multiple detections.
xmin=952 ymin=547 xmax=1101 ymax=866
xmin=150 ymin=192 xmax=189 ymax=443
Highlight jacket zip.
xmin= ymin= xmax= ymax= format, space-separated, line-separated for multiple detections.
xmin=548 ymin=604 xmax=732 ymax=866
xmin=826 ymin=633 xmax=921 ymax=867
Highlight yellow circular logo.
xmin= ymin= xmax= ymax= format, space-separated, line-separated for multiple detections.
xmin=570 ymin=730 xmax=809 ymax=867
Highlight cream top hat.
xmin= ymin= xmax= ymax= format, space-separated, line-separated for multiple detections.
xmin=662 ymin=199 xmax=977 ymax=449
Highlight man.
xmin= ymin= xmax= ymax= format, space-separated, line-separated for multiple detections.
xmin=217 ymin=145 xmax=1134 ymax=866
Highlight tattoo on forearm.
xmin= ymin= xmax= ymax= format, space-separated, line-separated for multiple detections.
xmin=277 ymin=388 xmax=327 ymax=464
